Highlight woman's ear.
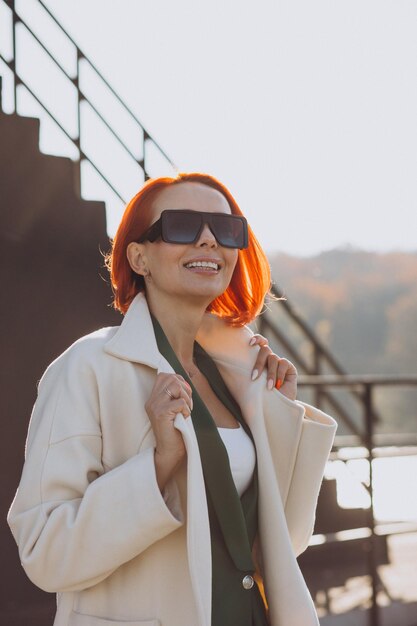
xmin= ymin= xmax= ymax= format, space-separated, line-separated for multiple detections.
xmin=126 ymin=242 xmax=148 ymax=277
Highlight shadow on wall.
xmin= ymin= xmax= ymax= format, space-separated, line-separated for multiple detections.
xmin=0 ymin=110 xmax=122 ymax=623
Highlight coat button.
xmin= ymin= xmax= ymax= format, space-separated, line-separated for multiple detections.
xmin=242 ymin=574 xmax=254 ymax=590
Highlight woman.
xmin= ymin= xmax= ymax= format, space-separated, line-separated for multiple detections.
xmin=8 ymin=173 xmax=337 ymax=626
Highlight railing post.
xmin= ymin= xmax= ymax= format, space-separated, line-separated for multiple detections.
xmin=313 ymin=344 xmax=323 ymax=408
xmin=143 ymin=130 xmax=150 ymax=180
xmin=10 ymin=0 xmax=17 ymax=112
xmin=72 ymin=48 xmax=83 ymax=196
xmin=364 ymin=382 xmax=379 ymax=626
xmin=257 ymin=315 xmax=266 ymax=343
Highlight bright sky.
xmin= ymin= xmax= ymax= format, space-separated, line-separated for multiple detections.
xmin=1 ymin=0 xmax=417 ymax=256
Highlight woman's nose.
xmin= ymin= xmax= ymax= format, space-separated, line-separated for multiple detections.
xmin=196 ymin=223 xmax=217 ymax=247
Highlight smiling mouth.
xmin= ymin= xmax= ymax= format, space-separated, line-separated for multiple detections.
xmin=184 ymin=261 xmax=220 ymax=271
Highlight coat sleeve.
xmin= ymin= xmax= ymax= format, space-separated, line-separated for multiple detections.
xmin=283 ymin=401 xmax=337 ymax=556
xmin=7 ymin=347 xmax=183 ymax=593
xmin=262 ymin=388 xmax=337 ymax=558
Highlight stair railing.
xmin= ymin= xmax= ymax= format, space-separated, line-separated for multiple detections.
xmin=0 ymin=0 xmax=384 ymax=444
xmin=258 ymin=283 xmax=383 ymax=440
xmin=0 ymin=0 xmax=176 ymax=205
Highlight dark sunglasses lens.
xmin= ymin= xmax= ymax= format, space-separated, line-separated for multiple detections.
xmin=212 ymin=215 xmax=245 ymax=248
xmin=163 ymin=212 xmax=201 ymax=243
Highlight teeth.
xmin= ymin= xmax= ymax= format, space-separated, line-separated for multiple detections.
xmin=185 ymin=261 xmax=219 ymax=270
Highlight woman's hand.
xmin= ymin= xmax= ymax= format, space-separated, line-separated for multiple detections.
xmin=145 ymin=373 xmax=192 ymax=490
xmin=249 ymin=334 xmax=298 ymax=401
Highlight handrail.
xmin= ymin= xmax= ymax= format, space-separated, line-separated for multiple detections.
xmin=37 ymin=0 xmax=172 ymax=164
xmin=5 ymin=13 xmax=142 ymax=169
xmin=271 ymin=283 xmax=348 ymax=375
xmin=299 ymin=373 xmax=417 ymax=386
xmin=258 ymin=308 xmax=363 ymax=436
xmin=298 ymin=375 xmax=417 ymax=626
xmin=260 ymin=284 xmax=389 ymax=441
xmin=0 ymin=55 xmax=126 ymax=201
xmin=0 ymin=0 xmax=176 ymax=206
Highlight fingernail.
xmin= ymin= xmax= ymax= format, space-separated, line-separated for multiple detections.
xmin=267 ymin=378 xmax=274 ymax=391
xmin=276 ymin=379 xmax=282 ymax=390
xmin=249 ymin=337 xmax=257 ymax=346
xmin=251 ymin=369 xmax=258 ymax=381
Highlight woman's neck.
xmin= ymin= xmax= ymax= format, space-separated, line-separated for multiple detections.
xmin=146 ymin=292 xmax=207 ymax=366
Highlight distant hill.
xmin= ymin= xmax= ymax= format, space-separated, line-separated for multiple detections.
xmin=268 ymin=248 xmax=417 ymax=431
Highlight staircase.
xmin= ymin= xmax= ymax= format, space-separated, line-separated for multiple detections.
xmin=0 ymin=106 xmax=124 ymax=622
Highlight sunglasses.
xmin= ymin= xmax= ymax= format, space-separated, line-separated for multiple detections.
xmin=137 ymin=209 xmax=249 ymax=249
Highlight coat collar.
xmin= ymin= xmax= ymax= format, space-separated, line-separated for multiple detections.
xmin=103 ymin=292 xmax=306 ymax=431
xmin=103 ymin=291 xmax=247 ymax=373
xmin=104 ymin=292 xmax=163 ymax=369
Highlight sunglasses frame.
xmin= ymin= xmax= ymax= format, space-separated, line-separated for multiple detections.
xmin=137 ymin=209 xmax=249 ymax=249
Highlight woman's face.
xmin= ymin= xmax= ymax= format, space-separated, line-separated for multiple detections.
xmin=128 ymin=182 xmax=239 ymax=306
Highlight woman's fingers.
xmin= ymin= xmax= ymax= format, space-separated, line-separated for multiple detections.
xmin=249 ymin=333 xmax=269 ymax=347
xmin=251 ymin=345 xmax=276 ymax=384
xmin=175 ymin=375 xmax=193 ymax=410
xmin=160 ymin=384 xmax=190 ymax=415
xmin=266 ymin=353 xmax=280 ymax=390
xmin=163 ymin=375 xmax=193 ymax=411
xmin=276 ymin=358 xmax=294 ymax=388
xmin=249 ymin=335 xmax=297 ymax=396
xmin=146 ymin=373 xmax=193 ymax=421
xmin=167 ymin=398 xmax=192 ymax=418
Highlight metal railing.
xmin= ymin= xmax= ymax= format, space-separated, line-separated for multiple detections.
xmin=0 ymin=0 xmax=176 ymax=205
xmin=298 ymin=374 xmax=417 ymax=626
xmin=259 ymin=284 xmax=378 ymax=438
xmin=0 ymin=0 xmax=382 ymax=437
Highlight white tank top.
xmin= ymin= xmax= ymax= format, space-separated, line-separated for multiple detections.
xmin=217 ymin=423 xmax=256 ymax=497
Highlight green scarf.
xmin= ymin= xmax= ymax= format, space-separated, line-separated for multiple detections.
xmin=151 ymin=314 xmax=269 ymax=626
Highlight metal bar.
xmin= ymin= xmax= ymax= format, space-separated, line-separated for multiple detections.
xmin=313 ymin=344 xmax=322 ymax=408
xmin=10 ymin=0 xmax=17 ymax=111
xmin=82 ymin=95 xmax=144 ymax=167
xmin=316 ymin=390 xmax=363 ymax=438
xmin=10 ymin=6 xmax=142 ymax=167
xmin=271 ymin=284 xmax=348 ymax=374
xmin=364 ymin=383 xmax=379 ymax=626
xmin=298 ymin=374 xmax=417 ymax=386
xmin=270 ymin=288 xmax=378 ymax=422
xmin=262 ymin=315 xmax=364 ymax=436
xmin=82 ymin=57 xmax=174 ymax=168
xmin=260 ymin=314 xmax=313 ymax=372
xmin=8 ymin=0 xmax=175 ymax=170
xmin=87 ymin=157 xmax=126 ymax=204
xmin=12 ymin=73 xmax=125 ymax=203
xmin=143 ymin=130 xmax=150 ymax=181
xmin=3 ymin=0 xmax=175 ymax=215
xmin=263 ymin=305 xmax=370 ymax=421
xmin=18 ymin=18 xmax=74 ymax=82
xmin=37 ymin=0 xmax=175 ymax=168
xmin=310 ymin=520 xmax=417 ymax=550
xmin=333 ymin=431 xmax=417 ymax=448
xmin=73 ymin=49 xmax=82 ymax=198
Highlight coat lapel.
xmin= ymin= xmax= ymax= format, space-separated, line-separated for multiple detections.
xmin=196 ymin=314 xmax=320 ymax=624
xmin=104 ymin=294 xmax=212 ymax=626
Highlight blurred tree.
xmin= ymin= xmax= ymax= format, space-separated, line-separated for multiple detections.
xmin=269 ymin=249 xmax=417 ymax=432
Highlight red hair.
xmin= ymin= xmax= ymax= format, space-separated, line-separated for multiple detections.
xmin=107 ymin=172 xmax=271 ymax=326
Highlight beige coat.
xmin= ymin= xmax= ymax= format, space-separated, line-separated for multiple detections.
xmin=8 ymin=292 xmax=337 ymax=626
